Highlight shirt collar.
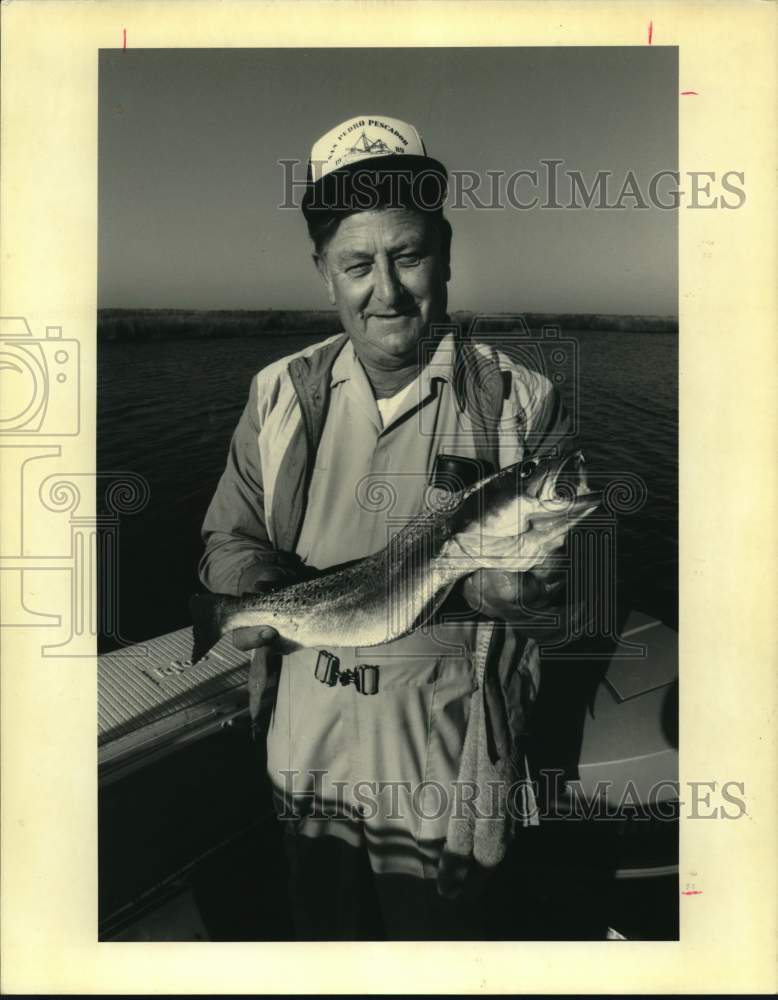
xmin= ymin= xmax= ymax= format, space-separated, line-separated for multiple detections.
xmin=330 ymin=337 xmax=356 ymax=388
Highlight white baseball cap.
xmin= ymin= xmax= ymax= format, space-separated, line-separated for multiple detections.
xmin=301 ymin=114 xmax=447 ymax=219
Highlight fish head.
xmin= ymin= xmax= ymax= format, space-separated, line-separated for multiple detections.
xmin=486 ymin=448 xmax=599 ymax=517
xmin=516 ymin=449 xmax=592 ymax=504
xmin=449 ymin=450 xmax=602 ymax=572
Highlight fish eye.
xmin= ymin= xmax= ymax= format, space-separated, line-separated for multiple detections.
xmin=520 ymin=459 xmax=538 ymax=478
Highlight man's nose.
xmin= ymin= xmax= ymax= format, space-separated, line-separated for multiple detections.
xmin=372 ymin=258 xmax=405 ymax=308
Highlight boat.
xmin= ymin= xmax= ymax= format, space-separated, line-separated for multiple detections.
xmin=98 ymin=608 xmax=678 ymax=940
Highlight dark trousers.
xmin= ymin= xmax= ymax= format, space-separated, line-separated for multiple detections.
xmin=282 ymin=829 xmax=490 ymax=941
xmin=281 ymin=824 xmax=612 ymax=941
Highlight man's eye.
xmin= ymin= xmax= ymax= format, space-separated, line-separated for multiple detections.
xmin=396 ymin=255 xmax=421 ymax=267
xmin=346 ymin=264 xmax=371 ymax=277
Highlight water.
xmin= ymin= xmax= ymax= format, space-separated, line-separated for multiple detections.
xmin=97 ymin=331 xmax=677 ymax=651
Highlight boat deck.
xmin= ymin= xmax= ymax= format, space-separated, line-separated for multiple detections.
xmin=98 ymin=628 xmax=251 ymax=779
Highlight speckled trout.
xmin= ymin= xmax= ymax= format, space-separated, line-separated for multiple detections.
xmin=189 ymin=451 xmax=600 ymax=663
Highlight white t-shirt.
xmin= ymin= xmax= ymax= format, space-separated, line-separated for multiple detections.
xmin=375 ymin=377 xmax=418 ymax=428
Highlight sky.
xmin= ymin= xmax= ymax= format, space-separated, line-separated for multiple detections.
xmin=98 ymin=47 xmax=677 ymax=316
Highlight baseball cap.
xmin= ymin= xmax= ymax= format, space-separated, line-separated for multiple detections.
xmin=301 ymin=114 xmax=448 ymax=220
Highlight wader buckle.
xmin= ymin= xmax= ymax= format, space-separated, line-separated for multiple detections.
xmin=314 ymin=649 xmax=340 ymax=686
xmin=351 ymin=664 xmax=380 ymax=695
xmin=314 ymin=651 xmax=379 ymax=695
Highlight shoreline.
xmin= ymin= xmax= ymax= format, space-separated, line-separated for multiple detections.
xmin=98 ymin=308 xmax=679 ymax=340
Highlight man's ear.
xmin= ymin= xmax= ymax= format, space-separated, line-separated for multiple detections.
xmin=440 ymin=218 xmax=453 ymax=283
xmin=313 ymin=253 xmax=336 ymax=306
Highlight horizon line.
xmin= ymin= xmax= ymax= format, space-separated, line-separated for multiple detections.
xmin=97 ymin=306 xmax=679 ymax=320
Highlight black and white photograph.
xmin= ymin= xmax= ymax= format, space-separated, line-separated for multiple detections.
xmin=96 ymin=45 xmax=681 ymax=942
xmin=2 ymin=0 xmax=777 ymax=991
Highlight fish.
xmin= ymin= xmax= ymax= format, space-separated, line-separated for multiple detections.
xmin=189 ymin=450 xmax=601 ymax=664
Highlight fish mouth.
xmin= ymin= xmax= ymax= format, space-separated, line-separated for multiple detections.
xmin=565 ymin=487 xmax=603 ymax=517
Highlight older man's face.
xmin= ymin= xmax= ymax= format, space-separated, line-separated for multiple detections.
xmin=314 ymin=208 xmax=450 ymax=367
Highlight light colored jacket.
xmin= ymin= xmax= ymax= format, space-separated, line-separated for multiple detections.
xmin=199 ymin=328 xmax=574 ymax=886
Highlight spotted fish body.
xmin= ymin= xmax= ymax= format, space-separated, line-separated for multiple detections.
xmin=189 ymin=452 xmax=600 ymax=663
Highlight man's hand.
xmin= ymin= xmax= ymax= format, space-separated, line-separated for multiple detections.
xmin=461 ymin=567 xmax=564 ymax=620
xmin=233 ymin=624 xmax=279 ymax=652
xmin=232 ymin=555 xmax=305 ymax=652
xmin=461 ymin=563 xmax=598 ymax=644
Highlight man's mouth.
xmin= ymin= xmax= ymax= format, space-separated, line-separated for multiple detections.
xmin=369 ymin=308 xmax=418 ymax=320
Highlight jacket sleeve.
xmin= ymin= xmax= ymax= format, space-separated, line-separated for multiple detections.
xmin=500 ymin=370 xmax=597 ymax=635
xmin=198 ymin=374 xmax=301 ymax=596
xmin=518 ymin=368 xmax=575 ymax=461
xmin=462 ymin=369 xmax=582 ymax=630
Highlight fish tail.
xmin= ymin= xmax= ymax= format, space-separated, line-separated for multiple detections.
xmin=189 ymin=592 xmax=229 ymax=663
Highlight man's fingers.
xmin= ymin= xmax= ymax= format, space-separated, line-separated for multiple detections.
xmin=232 ymin=625 xmax=279 ymax=651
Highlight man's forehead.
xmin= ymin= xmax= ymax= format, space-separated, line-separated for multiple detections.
xmin=325 ymin=209 xmax=437 ymax=253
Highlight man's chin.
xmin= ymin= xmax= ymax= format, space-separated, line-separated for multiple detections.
xmin=349 ymin=313 xmax=449 ymax=367
xmin=366 ymin=320 xmax=428 ymax=356
xmin=383 ymin=330 xmax=423 ymax=356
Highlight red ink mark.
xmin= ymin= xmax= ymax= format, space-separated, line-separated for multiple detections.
xmin=648 ymin=21 xmax=653 ymax=45
xmin=681 ymin=91 xmax=698 ymax=95
xmin=123 ymin=29 xmax=126 ymax=50
xmin=682 ymin=890 xmax=703 ymax=895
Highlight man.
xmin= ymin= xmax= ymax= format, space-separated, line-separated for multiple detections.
xmin=199 ymin=116 xmax=580 ymax=940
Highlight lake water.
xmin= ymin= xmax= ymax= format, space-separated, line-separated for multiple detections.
xmin=97 ymin=330 xmax=677 ymax=652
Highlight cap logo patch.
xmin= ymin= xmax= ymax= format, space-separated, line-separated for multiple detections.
xmin=310 ymin=115 xmax=424 ymax=182
xmin=338 ymin=132 xmax=396 ymax=167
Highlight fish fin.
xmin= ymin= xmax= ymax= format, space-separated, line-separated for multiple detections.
xmin=189 ymin=592 xmax=227 ymax=664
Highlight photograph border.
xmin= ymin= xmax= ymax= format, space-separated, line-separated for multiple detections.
xmin=2 ymin=1 xmax=776 ymax=994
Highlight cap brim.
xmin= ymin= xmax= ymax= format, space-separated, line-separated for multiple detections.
xmin=302 ymin=154 xmax=448 ymax=219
